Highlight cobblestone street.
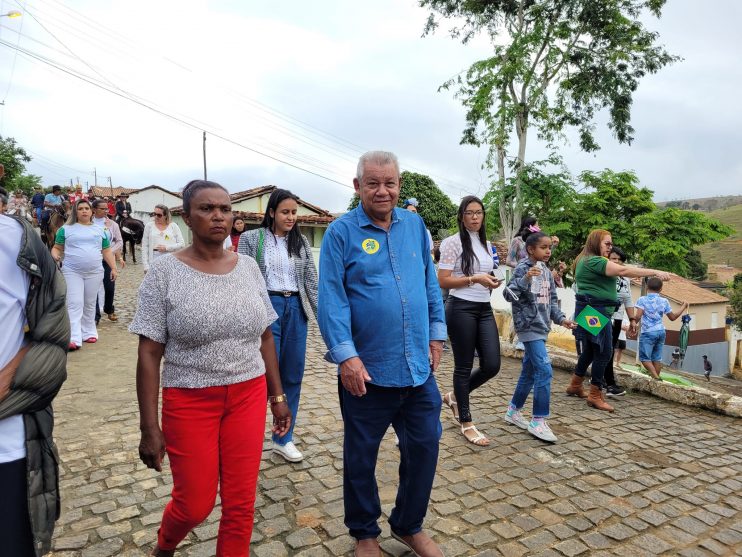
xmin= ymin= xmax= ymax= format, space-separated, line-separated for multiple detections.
xmin=50 ymin=260 xmax=742 ymax=557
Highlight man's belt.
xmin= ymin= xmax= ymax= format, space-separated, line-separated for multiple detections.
xmin=268 ymin=290 xmax=299 ymax=297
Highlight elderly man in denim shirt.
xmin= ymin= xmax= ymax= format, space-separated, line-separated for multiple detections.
xmin=319 ymin=151 xmax=447 ymax=557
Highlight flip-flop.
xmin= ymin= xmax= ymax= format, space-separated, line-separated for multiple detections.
xmin=442 ymin=392 xmax=459 ymax=421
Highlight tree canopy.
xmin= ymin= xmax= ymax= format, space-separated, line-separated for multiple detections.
xmin=348 ymin=170 xmax=457 ymax=239
xmin=421 ymin=0 xmax=679 ymax=242
xmin=0 ymin=136 xmax=32 ymax=190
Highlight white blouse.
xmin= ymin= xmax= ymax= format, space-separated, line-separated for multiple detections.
xmin=142 ymin=221 xmax=185 ymax=271
xmin=439 ymin=231 xmax=494 ymax=303
xmin=264 ymin=232 xmax=299 ymax=292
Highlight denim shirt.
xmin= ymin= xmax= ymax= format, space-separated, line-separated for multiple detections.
xmin=318 ymin=205 xmax=447 ymax=387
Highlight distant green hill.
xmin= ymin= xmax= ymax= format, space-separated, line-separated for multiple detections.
xmin=699 ymin=204 xmax=742 ymax=268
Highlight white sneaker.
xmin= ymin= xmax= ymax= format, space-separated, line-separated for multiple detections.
xmin=504 ymin=409 xmax=529 ymax=430
xmin=527 ymin=421 xmax=558 ymax=443
xmin=272 ymin=441 xmax=303 ymax=462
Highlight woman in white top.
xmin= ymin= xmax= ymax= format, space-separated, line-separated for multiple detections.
xmin=142 ymin=204 xmax=184 ymax=272
xmin=51 ymin=199 xmax=118 ymax=350
xmin=438 ymin=195 xmax=502 ymax=446
xmin=237 ymin=189 xmax=318 ymax=463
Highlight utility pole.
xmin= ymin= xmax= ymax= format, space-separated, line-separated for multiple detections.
xmin=203 ymin=131 xmax=207 ymax=180
xmin=108 ymin=176 xmax=113 ymax=197
xmin=94 ymin=167 xmax=98 ymax=188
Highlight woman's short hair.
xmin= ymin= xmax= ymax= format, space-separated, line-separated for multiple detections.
xmin=610 ymin=245 xmax=627 ymax=262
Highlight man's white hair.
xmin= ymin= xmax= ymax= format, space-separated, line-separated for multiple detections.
xmin=356 ymin=151 xmax=399 ymax=181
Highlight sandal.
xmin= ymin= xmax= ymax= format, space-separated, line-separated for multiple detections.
xmin=442 ymin=392 xmax=459 ymax=422
xmin=461 ymin=424 xmax=489 ymax=446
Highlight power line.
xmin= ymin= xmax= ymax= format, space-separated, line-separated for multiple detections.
xmin=0 ymin=37 xmax=354 ymax=189
xmin=19 ymin=1 xmax=478 ymax=197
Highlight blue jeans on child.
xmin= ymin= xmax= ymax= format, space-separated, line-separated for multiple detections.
xmin=639 ymin=329 xmax=665 ymax=362
xmin=510 ymin=339 xmax=552 ymax=418
xmin=269 ymin=294 xmax=308 ymax=446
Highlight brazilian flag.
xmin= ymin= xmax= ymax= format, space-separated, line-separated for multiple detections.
xmin=576 ymin=305 xmax=609 ymax=336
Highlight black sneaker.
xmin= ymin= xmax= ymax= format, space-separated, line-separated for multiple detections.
xmin=606 ymin=385 xmax=626 ymax=397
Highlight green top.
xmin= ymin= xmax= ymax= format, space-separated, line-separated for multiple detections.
xmin=54 ymin=225 xmax=111 ymax=249
xmin=575 ymin=256 xmax=615 ymax=301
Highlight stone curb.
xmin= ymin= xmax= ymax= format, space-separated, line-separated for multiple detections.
xmin=501 ymin=341 xmax=742 ymax=418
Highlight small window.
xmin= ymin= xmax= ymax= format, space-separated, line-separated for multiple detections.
xmin=710 ymin=312 xmax=718 ymax=328
xmin=689 ymin=314 xmax=696 ymax=331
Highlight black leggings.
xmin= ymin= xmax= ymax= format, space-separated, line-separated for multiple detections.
xmin=603 ymin=319 xmax=623 ymax=387
xmin=445 ymin=296 xmax=501 ymax=423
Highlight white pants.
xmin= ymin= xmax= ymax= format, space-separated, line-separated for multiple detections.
xmin=63 ymin=267 xmax=103 ymax=346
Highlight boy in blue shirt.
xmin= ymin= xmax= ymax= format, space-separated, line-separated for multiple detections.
xmin=634 ymin=277 xmax=688 ymax=380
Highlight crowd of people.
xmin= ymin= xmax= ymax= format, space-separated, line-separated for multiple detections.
xmin=0 ymin=153 xmax=688 ymax=557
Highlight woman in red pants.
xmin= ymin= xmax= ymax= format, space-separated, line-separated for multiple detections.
xmin=130 ymin=179 xmax=291 ymax=557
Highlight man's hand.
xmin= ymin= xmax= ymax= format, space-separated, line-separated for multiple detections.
xmin=340 ymin=357 xmax=372 ymax=396
xmin=429 ymin=340 xmax=444 ymax=372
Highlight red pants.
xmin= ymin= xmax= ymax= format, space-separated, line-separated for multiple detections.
xmin=158 ymin=376 xmax=267 ymax=556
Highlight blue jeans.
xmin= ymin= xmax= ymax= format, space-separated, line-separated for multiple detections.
xmin=510 ymin=339 xmax=552 ymax=418
xmin=269 ymin=294 xmax=308 ymax=446
xmin=639 ymin=329 xmax=665 ymax=362
xmin=339 ymin=374 xmax=442 ymax=540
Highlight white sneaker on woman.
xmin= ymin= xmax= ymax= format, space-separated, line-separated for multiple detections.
xmin=272 ymin=441 xmax=303 ymax=462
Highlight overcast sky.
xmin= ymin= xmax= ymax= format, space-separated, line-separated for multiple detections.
xmin=1 ymin=0 xmax=740 ymax=212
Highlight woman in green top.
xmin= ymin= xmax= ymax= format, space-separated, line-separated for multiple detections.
xmin=51 ymin=199 xmax=118 ymax=350
xmin=567 ymin=229 xmax=669 ymax=411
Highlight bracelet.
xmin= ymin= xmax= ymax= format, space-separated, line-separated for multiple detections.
xmin=629 ymin=318 xmax=637 ymax=322
xmin=268 ymin=394 xmax=287 ymax=404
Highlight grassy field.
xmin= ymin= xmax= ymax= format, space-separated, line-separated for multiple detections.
xmin=699 ymin=204 xmax=742 ymax=268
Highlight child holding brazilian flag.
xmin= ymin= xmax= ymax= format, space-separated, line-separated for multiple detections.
xmin=503 ymin=231 xmax=577 ymax=443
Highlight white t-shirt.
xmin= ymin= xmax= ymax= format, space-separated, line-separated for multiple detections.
xmin=264 ymin=232 xmax=299 ymax=292
xmin=0 ymin=216 xmax=29 ymax=463
xmin=439 ymin=231 xmax=494 ymax=302
xmin=56 ymin=223 xmax=108 ymax=273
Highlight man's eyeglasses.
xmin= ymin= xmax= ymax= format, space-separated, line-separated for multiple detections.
xmin=463 ymin=210 xmax=484 ymax=217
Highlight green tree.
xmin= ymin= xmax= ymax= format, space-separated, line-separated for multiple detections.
xmin=555 ymin=169 xmax=656 ymax=261
xmin=421 ymin=0 xmax=679 ymax=242
xmin=633 ymin=208 xmax=733 ymax=277
xmin=348 ymin=170 xmax=457 ymax=239
xmin=0 ymin=136 xmax=31 ymax=188
xmin=727 ymin=273 xmax=742 ymax=332
xmin=686 ymin=249 xmax=708 ymax=281
xmin=483 ymin=160 xmax=577 ymax=240
xmin=6 ymin=173 xmax=43 ymax=197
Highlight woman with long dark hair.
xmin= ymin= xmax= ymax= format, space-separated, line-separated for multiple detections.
xmin=238 ymin=189 xmax=318 ymax=462
xmin=438 ymin=196 xmax=502 ymax=446
xmin=568 ymin=229 xmax=669 ymax=411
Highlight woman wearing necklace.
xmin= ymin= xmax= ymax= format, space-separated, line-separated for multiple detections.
xmin=238 ymin=189 xmax=318 ymax=463
xmin=142 ymin=205 xmax=185 ymax=273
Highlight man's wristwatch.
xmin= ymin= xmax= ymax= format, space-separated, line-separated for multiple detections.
xmin=268 ymin=394 xmax=287 ymax=405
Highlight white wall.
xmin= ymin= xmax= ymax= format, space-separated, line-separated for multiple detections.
xmin=129 ymin=189 xmax=182 ymax=222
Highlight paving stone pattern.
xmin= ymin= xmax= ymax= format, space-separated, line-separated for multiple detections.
xmin=50 ymin=259 xmax=742 ymax=556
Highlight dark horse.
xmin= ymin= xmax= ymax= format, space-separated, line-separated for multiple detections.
xmin=119 ymin=212 xmax=145 ymax=263
xmin=42 ymin=203 xmax=70 ymax=251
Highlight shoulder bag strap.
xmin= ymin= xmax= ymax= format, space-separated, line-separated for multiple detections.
xmin=256 ymin=228 xmax=264 ymax=263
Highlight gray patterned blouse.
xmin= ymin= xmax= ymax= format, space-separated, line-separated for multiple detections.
xmin=129 ymin=254 xmax=278 ymax=388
